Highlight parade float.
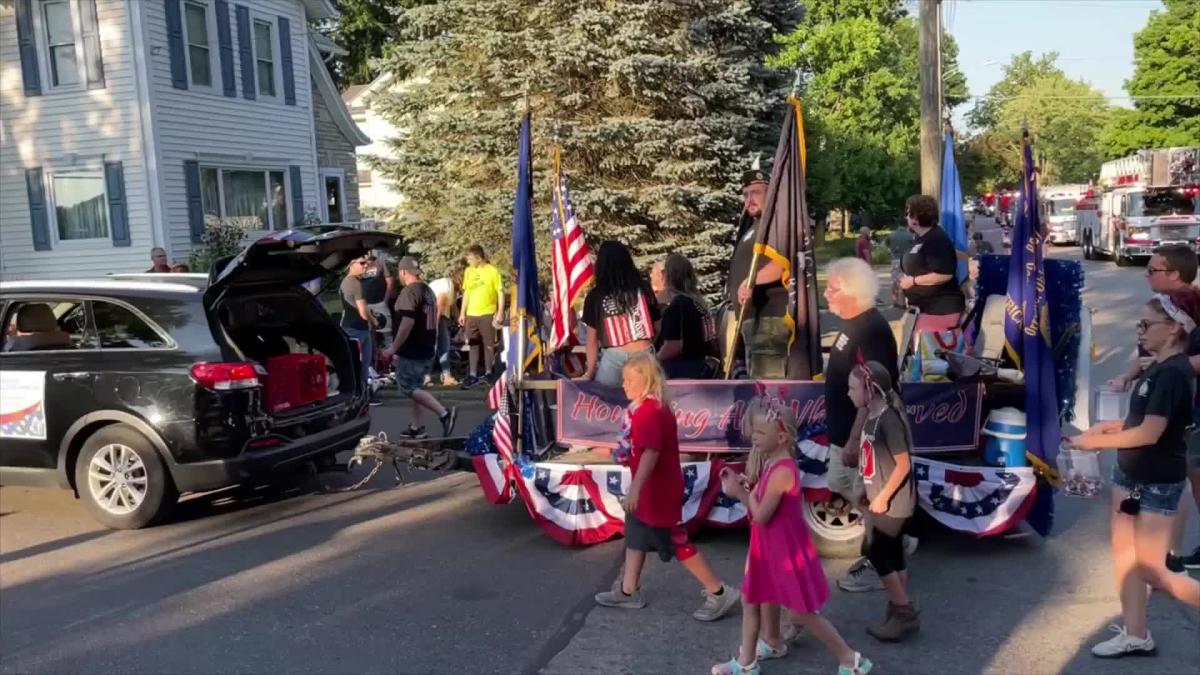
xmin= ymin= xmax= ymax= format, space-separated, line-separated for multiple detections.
xmin=463 ymin=104 xmax=1091 ymax=555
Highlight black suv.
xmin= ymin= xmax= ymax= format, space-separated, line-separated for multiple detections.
xmin=0 ymin=229 xmax=398 ymax=528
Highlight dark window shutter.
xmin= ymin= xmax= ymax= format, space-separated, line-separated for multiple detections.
xmin=289 ymin=166 xmax=303 ymax=227
xmin=105 ymin=161 xmax=130 ymax=247
xmin=15 ymin=0 xmax=41 ymax=96
xmin=184 ymin=161 xmax=205 ymax=243
xmin=25 ymin=168 xmax=51 ymax=251
xmin=215 ymin=0 xmax=236 ymax=97
xmin=235 ymin=5 xmax=255 ymax=100
xmin=165 ymin=0 xmax=188 ymax=89
xmin=278 ymin=17 xmax=296 ymax=106
xmin=80 ymin=0 xmax=105 ymax=89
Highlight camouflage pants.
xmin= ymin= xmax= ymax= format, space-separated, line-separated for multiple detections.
xmin=740 ymin=317 xmax=789 ymax=379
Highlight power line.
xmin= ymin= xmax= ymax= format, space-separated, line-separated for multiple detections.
xmin=969 ymin=94 xmax=1200 ymax=100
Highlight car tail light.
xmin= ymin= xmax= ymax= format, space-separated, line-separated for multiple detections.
xmin=190 ymin=362 xmax=260 ymax=390
xmin=1123 ymin=236 xmax=1150 ymax=245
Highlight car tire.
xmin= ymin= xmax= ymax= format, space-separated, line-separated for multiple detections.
xmin=74 ymin=425 xmax=178 ymax=530
xmin=802 ymin=498 xmax=865 ymax=559
xmin=1082 ymin=232 xmax=1093 ymax=260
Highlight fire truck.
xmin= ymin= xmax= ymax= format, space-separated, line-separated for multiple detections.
xmin=1039 ymin=184 xmax=1088 ymax=245
xmin=1080 ymin=147 xmax=1200 ymax=266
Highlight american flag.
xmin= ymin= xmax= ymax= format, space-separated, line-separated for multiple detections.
xmin=549 ymin=165 xmax=593 ymax=355
xmin=488 ymin=376 xmax=513 ymax=460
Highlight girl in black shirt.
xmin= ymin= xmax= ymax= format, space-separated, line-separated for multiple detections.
xmin=1069 ymin=290 xmax=1200 ymax=658
xmin=656 ymin=254 xmax=718 ymax=379
xmin=581 ymin=241 xmax=659 ymax=388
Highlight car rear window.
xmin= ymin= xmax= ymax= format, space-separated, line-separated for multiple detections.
xmin=1 ymin=299 xmax=91 ymax=352
xmin=93 ymin=301 xmax=169 ymax=349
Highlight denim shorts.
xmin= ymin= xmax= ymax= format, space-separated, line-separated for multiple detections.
xmin=394 ymin=357 xmax=432 ymax=398
xmin=1111 ymin=465 xmax=1186 ymax=516
xmin=595 ymin=347 xmax=653 ymax=388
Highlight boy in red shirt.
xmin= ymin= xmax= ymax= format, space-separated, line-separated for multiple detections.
xmin=594 ymin=352 xmax=739 ymax=622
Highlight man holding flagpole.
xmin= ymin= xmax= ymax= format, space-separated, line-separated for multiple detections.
xmin=725 ymin=168 xmax=786 ymax=378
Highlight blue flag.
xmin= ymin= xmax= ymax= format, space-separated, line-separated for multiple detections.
xmin=507 ymin=111 xmax=543 ymax=377
xmin=1003 ymin=127 xmax=1060 ymax=484
xmin=940 ymin=131 xmax=969 ymax=287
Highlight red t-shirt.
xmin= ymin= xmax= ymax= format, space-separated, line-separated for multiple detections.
xmin=628 ymin=397 xmax=683 ymax=527
xmin=856 ymin=237 xmax=871 ymax=262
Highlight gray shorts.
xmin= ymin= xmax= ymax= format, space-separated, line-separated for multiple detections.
xmin=394 ymin=357 xmax=432 ymax=398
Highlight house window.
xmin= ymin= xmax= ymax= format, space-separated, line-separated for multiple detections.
xmin=49 ymin=170 xmax=109 ymax=241
xmin=321 ymin=170 xmax=345 ymax=223
xmin=183 ymin=1 xmax=212 ymax=87
xmin=357 ymin=169 xmax=372 ymax=187
xmin=252 ymin=19 xmax=275 ymax=97
xmin=42 ymin=0 xmax=79 ymax=87
xmin=198 ymin=167 xmax=288 ymax=231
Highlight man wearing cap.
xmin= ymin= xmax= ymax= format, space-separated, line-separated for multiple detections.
xmin=724 ymin=168 xmax=789 ymax=378
xmin=381 ymin=257 xmax=458 ymax=439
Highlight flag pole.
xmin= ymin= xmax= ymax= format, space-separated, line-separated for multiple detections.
xmin=515 ymin=94 xmax=530 ymax=458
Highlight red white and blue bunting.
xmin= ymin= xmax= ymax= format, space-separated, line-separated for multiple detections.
xmin=913 ymin=457 xmax=1038 ymax=537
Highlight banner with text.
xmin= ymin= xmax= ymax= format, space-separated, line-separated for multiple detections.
xmin=557 ymin=380 xmax=983 ymax=454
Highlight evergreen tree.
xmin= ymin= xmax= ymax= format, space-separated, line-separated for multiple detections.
xmin=370 ymin=0 xmax=801 ymax=294
xmin=1101 ymin=0 xmax=1200 ymax=156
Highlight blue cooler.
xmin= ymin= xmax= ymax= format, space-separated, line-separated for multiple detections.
xmin=982 ymin=408 xmax=1028 ymax=467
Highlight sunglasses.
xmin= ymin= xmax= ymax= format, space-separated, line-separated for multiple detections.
xmin=1146 ymin=266 xmax=1175 ymax=276
xmin=1136 ymin=319 xmax=1172 ymax=332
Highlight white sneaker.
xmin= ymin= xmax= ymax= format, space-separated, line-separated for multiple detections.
xmin=837 ymin=558 xmax=884 ymax=593
xmin=903 ymin=534 xmax=919 ymax=557
xmin=1091 ymin=625 xmax=1156 ymax=658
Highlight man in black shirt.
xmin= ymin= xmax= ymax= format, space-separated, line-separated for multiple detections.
xmin=381 ymin=257 xmax=457 ymax=439
xmin=822 ymin=257 xmax=902 ymax=592
xmin=725 ymin=168 xmax=789 ymax=378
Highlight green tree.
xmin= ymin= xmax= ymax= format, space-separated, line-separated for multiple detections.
xmin=966 ymin=51 xmax=1061 ymax=130
xmin=1100 ymin=0 xmax=1200 ymax=156
xmin=371 ymin=0 xmax=801 ymax=293
xmin=319 ymin=1 xmax=434 ymax=86
xmin=771 ymin=0 xmax=968 ymax=228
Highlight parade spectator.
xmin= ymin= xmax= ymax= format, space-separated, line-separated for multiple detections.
xmin=822 ymin=258 xmax=901 ymax=594
xmin=656 ymin=253 xmax=718 ymax=379
xmin=429 ymin=261 xmax=465 ymax=386
xmin=970 ymin=231 xmax=994 ymax=257
xmin=340 ymin=254 xmax=381 ymax=406
xmin=712 ymin=399 xmax=872 ymax=675
xmin=593 ymin=353 xmax=739 ymax=622
xmin=380 ymin=257 xmax=457 ymax=439
xmin=899 ymin=194 xmax=965 ymax=333
xmin=849 ymin=361 xmax=918 ymax=642
xmin=650 ymin=259 xmax=670 ymax=314
xmin=146 ymin=247 xmax=170 ymax=273
xmin=1107 ymin=243 xmax=1200 ymax=572
xmin=728 ymin=169 xmax=789 ymax=378
xmin=1070 ymin=289 xmax=1200 ymax=659
xmin=170 ymin=263 xmax=190 ymax=273
xmin=855 ymin=227 xmax=873 ymax=264
xmin=580 ymin=241 xmax=658 ymax=388
xmin=884 ymin=227 xmax=914 ymax=308
xmin=460 ymin=245 xmax=505 ymax=387
xmin=362 ymin=249 xmax=394 ymax=357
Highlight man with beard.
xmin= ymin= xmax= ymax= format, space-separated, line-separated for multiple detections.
xmin=723 ymin=168 xmax=790 ymax=378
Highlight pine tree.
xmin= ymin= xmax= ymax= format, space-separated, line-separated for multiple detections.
xmin=369 ymin=0 xmax=801 ymax=295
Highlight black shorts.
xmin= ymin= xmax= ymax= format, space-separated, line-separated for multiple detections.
xmin=624 ymin=515 xmax=695 ymax=562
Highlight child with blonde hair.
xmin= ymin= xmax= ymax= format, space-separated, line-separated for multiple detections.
xmin=594 ymin=352 xmax=740 ymax=622
xmin=713 ymin=396 xmax=872 ymax=675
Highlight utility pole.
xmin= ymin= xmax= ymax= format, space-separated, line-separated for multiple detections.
xmin=919 ymin=0 xmax=942 ymax=202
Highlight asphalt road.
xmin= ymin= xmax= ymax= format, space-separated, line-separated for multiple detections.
xmin=2 ymin=221 xmax=1198 ymax=674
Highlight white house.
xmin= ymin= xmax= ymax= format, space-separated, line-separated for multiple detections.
xmin=342 ymin=73 xmax=405 ymax=214
xmin=0 ymin=0 xmax=368 ymax=280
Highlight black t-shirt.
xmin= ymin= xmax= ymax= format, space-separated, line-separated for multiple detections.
xmin=1119 ymin=353 xmax=1193 ymax=484
xmin=1137 ymin=328 xmax=1200 ymax=414
xmin=901 ymin=226 xmax=965 ymax=316
xmin=582 ymin=285 xmax=660 ymax=348
xmin=393 ymin=282 xmax=438 ymax=360
xmin=727 ymin=216 xmax=788 ymax=319
xmin=360 ymin=262 xmax=388 ymax=304
xmin=825 ymin=309 xmax=900 ymax=448
xmin=659 ymin=295 xmax=717 ymax=361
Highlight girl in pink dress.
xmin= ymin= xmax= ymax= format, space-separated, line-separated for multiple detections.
xmin=713 ymin=398 xmax=872 ymax=675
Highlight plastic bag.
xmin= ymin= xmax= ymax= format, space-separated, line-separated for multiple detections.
xmin=1057 ymin=440 xmax=1104 ymax=498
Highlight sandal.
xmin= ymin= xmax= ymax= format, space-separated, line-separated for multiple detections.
xmin=711 ymin=658 xmax=761 ymax=675
xmin=782 ymin=622 xmax=806 ymax=643
xmin=837 ymin=652 xmax=874 ymax=675
xmin=756 ymin=639 xmax=788 ymax=660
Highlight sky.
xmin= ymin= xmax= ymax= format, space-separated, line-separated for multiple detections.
xmin=923 ymin=0 xmax=1161 ymax=129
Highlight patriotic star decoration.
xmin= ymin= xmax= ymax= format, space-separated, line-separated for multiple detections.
xmin=536 ymin=468 xmax=550 ymax=482
xmin=915 ymin=464 xmax=930 ymax=480
xmin=608 ymin=474 xmax=622 ymax=487
xmin=684 ymin=465 xmax=698 ymax=480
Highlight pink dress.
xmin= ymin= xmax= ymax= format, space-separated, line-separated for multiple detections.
xmin=741 ymin=460 xmax=830 ymax=613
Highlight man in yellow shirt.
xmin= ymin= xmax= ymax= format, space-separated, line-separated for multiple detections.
xmin=459 ymin=244 xmax=505 ymax=387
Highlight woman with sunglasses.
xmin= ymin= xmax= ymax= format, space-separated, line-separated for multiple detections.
xmin=1069 ymin=288 xmax=1200 ymax=659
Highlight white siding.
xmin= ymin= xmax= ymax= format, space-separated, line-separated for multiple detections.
xmin=350 ymin=82 xmax=406 ymax=212
xmin=139 ymin=0 xmax=319 ymax=257
xmin=0 ymin=0 xmax=155 ymax=280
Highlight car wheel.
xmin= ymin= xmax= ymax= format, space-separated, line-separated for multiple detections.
xmin=74 ymin=425 xmax=177 ymax=530
xmin=802 ymin=498 xmax=864 ymax=559
xmin=1082 ymin=232 xmax=1093 ymax=260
